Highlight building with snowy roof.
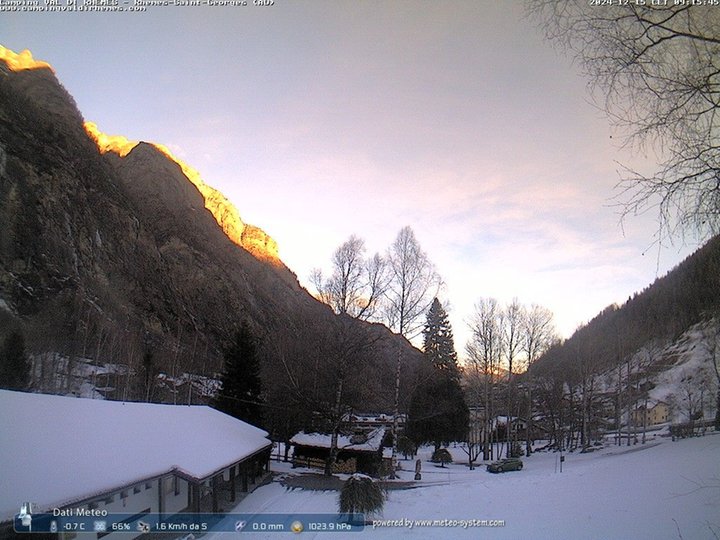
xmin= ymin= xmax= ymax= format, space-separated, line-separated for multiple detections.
xmin=0 ymin=390 xmax=272 ymax=537
xmin=341 ymin=412 xmax=407 ymax=430
xmin=290 ymin=429 xmax=391 ymax=475
xmin=631 ymin=400 xmax=670 ymax=426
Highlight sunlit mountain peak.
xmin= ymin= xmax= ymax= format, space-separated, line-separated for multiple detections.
xmin=83 ymin=121 xmax=280 ymax=264
xmin=84 ymin=121 xmax=139 ymax=157
xmin=0 ymin=45 xmax=53 ymax=72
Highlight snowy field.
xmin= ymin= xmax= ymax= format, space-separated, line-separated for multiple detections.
xmin=210 ymin=433 xmax=720 ymax=539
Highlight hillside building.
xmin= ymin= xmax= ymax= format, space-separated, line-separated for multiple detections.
xmin=631 ymin=400 xmax=670 ymax=426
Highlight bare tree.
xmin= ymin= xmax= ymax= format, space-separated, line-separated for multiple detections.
xmin=384 ymin=226 xmax=441 ymax=475
xmin=671 ymin=372 xmax=703 ymax=427
xmin=259 ymin=313 xmax=385 ymax=474
xmin=363 ymin=253 xmax=388 ymax=320
xmin=461 ymin=415 xmax=483 ymax=471
xmin=311 ymin=235 xmax=387 ymax=320
xmin=528 ymin=2 xmax=720 ymax=241
xmin=318 ymin=316 xmax=382 ymax=476
xmin=466 ymin=298 xmax=504 ymax=461
xmin=502 ymin=299 xmax=524 ymax=457
xmin=632 ymin=340 xmax=665 ymax=443
xmin=521 ymin=304 xmax=557 ymax=456
xmin=504 ymin=299 xmax=524 ymax=379
xmin=384 ymin=227 xmax=441 ymax=339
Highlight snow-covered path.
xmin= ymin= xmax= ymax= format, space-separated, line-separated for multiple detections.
xmin=208 ymin=434 xmax=720 ymax=539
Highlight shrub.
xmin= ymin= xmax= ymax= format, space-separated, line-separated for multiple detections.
xmin=338 ymin=474 xmax=386 ymax=516
xmin=397 ymin=436 xmax=416 ymax=460
xmin=431 ymin=448 xmax=452 ymax=467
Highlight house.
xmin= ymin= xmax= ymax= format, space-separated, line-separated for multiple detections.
xmin=466 ymin=407 xmax=551 ymax=445
xmin=290 ymin=429 xmax=390 ymax=476
xmin=342 ymin=412 xmax=407 ymax=430
xmin=0 ymin=390 xmax=272 ymax=539
xmin=493 ymin=415 xmax=528 ymax=434
xmin=631 ymin=400 xmax=670 ymax=426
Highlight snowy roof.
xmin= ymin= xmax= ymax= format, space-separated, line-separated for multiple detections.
xmin=343 ymin=412 xmax=406 ymax=421
xmin=290 ymin=429 xmax=386 ymax=452
xmin=0 ymin=390 xmax=271 ymax=521
xmin=494 ymin=415 xmax=525 ymax=424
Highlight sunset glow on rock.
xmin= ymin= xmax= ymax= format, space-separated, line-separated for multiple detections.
xmin=0 ymin=45 xmax=53 ymax=72
xmin=153 ymin=142 xmax=280 ymax=263
xmin=83 ymin=121 xmax=280 ymax=264
xmin=84 ymin=121 xmax=139 ymax=157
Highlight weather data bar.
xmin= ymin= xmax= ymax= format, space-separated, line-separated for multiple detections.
xmin=14 ymin=512 xmax=365 ymax=534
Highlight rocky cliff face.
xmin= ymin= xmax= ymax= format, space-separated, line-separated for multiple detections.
xmin=0 ymin=46 xmax=420 ymax=409
xmin=84 ymin=122 xmax=280 ymax=263
xmin=0 ymin=48 xmax=309 ymax=348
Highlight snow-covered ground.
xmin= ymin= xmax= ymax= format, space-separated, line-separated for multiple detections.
xmin=210 ymin=434 xmax=720 ymax=539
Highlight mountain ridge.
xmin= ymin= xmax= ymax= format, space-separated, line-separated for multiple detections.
xmin=83 ymin=121 xmax=281 ymax=264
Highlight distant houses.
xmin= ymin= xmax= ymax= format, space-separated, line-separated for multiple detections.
xmin=0 ymin=390 xmax=272 ymax=539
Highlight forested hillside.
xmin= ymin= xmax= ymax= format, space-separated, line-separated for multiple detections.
xmin=535 ymin=235 xmax=720 ymax=378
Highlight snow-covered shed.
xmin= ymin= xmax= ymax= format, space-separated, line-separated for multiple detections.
xmin=0 ymin=390 xmax=272 ymax=532
xmin=290 ymin=429 xmax=391 ymax=475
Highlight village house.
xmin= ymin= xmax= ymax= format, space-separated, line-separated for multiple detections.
xmin=342 ymin=412 xmax=407 ymax=430
xmin=631 ymin=400 xmax=671 ymax=426
xmin=0 ymin=390 xmax=272 ymax=539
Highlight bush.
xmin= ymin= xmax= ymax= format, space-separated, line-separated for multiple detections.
xmin=0 ymin=330 xmax=30 ymax=391
xmin=338 ymin=474 xmax=386 ymax=516
xmin=509 ymin=442 xmax=523 ymax=458
xmin=431 ymin=448 xmax=452 ymax=467
xmin=397 ymin=436 xmax=416 ymax=460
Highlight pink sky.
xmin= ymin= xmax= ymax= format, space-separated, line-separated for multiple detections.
xmin=3 ymin=1 xmax=700 ymax=351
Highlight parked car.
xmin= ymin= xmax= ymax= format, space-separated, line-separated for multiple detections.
xmin=486 ymin=457 xmax=523 ymax=473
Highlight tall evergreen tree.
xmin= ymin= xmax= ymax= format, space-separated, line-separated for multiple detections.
xmin=423 ymin=298 xmax=459 ymax=372
xmin=408 ymin=299 xmax=468 ymax=449
xmin=213 ymin=324 xmax=264 ymax=427
xmin=0 ymin=330 xmax=30 ymax=391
